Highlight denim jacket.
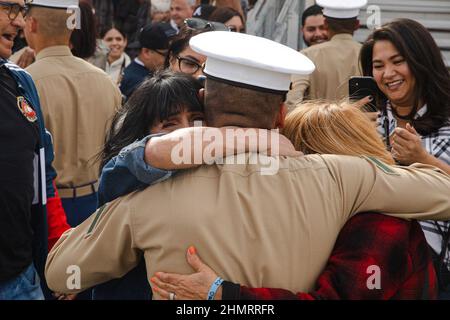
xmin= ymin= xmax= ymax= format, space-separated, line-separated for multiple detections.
xmin=97 ymin=133 xmax=173 ymax=207
xmin=94 ymin=133 xmax=173 ymax=300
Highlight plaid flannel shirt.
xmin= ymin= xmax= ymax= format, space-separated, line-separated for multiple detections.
xmin=223 ymin=213 xmax=438 ymax=300
xmin=377 ymin=104 xmax=450 ymax=272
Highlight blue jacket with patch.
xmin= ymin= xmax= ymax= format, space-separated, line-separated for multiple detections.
xmin=1 ymin=58 xmax=56 ymax=297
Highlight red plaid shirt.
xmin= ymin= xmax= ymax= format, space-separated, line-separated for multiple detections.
xmin=224 ymin=213 xmax=438 ymax=300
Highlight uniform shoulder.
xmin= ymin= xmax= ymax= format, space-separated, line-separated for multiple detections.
xmin=319 ymin=153 xmax=371 ymax=165
xmin=300 ymin=40 xmax=339 ymax=59
xmin=318 ymin=154 xmax=371 ymax=173
xmin=350 ymin=40 xmax=363 ymax=51
xmin=109 ymin=155 xmax=333 ymax=218
xmin=301 ymin=38 xmax=362 ymax=56
xmin=26 ymin=58 xmax=63 ymax=80
xmin=62 ymin=55 xmax=112 ymax=79
xmin=28 ymin=56 xmax=116 ymax=91
xmin=24 ymin=59 xmax=43 ymax=75
xmin=319 ymin=154 xmax=405 ymax=179
xmin=301 ymin=43 xmax=323 ymax=56
xmin=75 ymin=56 xmax=110 ymax=76
xmin=28 ymin=55 xmax=108 ymax=77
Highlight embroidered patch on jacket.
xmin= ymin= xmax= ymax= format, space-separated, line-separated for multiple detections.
xmin=364 ymin=156 xmax=400 ymax=175
xmin=17 ymin=96 xmax=37 ymax=122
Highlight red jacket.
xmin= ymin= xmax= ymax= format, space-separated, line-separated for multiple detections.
xmin=224 ymin=213 xmax=437 ymax=300
xmin=46 ymin=182 xmax=71 ymax=251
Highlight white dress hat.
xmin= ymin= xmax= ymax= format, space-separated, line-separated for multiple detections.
xmin=190 ymin=31 xmax=315 ymax=94
xmin=316 ymin=0 xmax=367 ymax=19
xmin=30 ymin=0 xmax=79 ymax=9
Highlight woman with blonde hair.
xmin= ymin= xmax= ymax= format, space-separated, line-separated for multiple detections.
xmin=283 ymin=101 xmax=395 ymax=165
xmin=148 ymin=100 xmax=437 ymax=300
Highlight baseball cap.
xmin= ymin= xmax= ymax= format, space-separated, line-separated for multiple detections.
xmin=129 ymin=22 xmax=177 ymax=50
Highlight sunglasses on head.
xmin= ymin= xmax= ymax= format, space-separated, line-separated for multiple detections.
xmin=184 ymin=18 xmax=231 ymax=32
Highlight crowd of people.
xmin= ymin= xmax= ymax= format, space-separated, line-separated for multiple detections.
xmin=1 ymin=0 xmax=450 ymax=302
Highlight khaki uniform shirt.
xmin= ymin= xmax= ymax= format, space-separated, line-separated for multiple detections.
xmin=45 ymin=155 xmax=450 ymax=294
xmin=286 ymin=34 xmax=362 ymax=110
xmin=9 ymin=46 xmax=28 ymax=65
xmin=27 ymin=46 xmax=122 ymax=194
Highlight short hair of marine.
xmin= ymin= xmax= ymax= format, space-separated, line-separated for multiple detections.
xmin=204 ymin=78 xmax=285 ymax=129
xmin=28 ymin=6 xmax=73 ymax=39
xmin=325 ymin=16 xmax=359 ymax=34
xmin=100 ymin=70 xmax=204 ymax=169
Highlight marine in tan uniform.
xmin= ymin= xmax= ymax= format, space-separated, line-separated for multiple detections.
xmin=45 ymin=31 xmax=450 ymax=295
xmin=24 ymin=0 xmax=122 ymax=226
xmin=286 ymin=0 xmax=366 ymax=109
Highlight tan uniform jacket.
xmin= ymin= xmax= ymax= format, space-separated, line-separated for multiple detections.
xmin=26 ymin=46 xmax=122 ymax=193
xmin=9 ymin=46 xmax=28 ymax=65
xmin=45 ymin=155 xmax=450 ymax=294
xmin=286 ymin=34 xmax=362 ymax=110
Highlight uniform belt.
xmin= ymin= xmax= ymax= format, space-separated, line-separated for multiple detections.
xmin=57 ymin=181 xmax=99 ymax=198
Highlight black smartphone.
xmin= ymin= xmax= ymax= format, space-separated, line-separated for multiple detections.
xmin=349 ymin=76 xmax=381 ymax=112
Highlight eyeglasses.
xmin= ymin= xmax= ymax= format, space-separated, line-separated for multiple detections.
xmin=184 ymin=18 xmax=230 ymax=32
xmin=0 ymin=1 xmax=29 ymax=21
xmin=177 ymin=56 xmax=204 ymax=75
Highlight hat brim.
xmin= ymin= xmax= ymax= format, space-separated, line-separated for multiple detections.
xmin=323 ymin=8 xmax=361 ymax=19
xmin=127 ymin=41 xmax=142 ymax=50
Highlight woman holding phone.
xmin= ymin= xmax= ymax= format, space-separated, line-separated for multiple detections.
xmin=360 ymin=19 xmax=450 ymax=174
xmin=359 ymin=19 xmax=450 ymax=297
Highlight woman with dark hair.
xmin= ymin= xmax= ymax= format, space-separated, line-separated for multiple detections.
xmin=214 ymin=0 xmax=245 ymax=18
xmin=89 ymin=70 xmax=204 ymax=300
xmin=101 ymin=27 xmax=131 ymax=85
xmin=165 ymin=18 xmax=231 ymax=79
xmin=70 ymin=0 xmax=98 ymax=60
xmin=99 ymin=70 xmax=204 ymax=188
xmin=359 ymin=18 xmax=450 ymax=297
xmin=209 ymin=6 xmax=245 ymax=33
xmin=165 ymin=29 xmax=207 ymax=78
